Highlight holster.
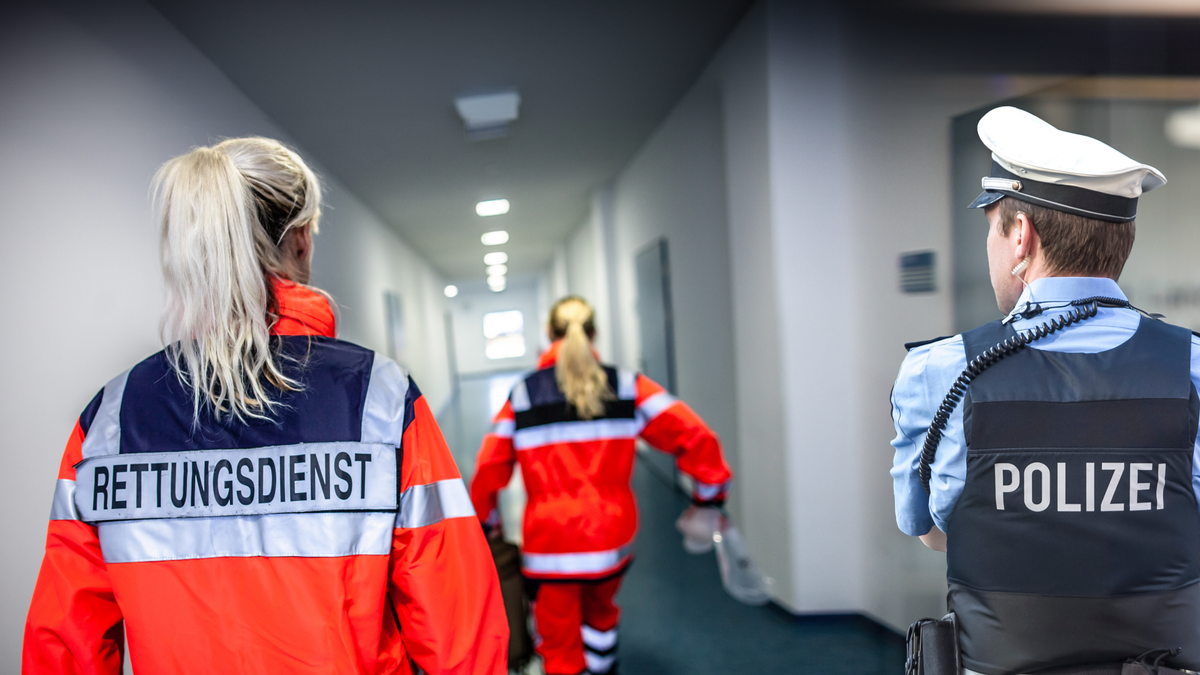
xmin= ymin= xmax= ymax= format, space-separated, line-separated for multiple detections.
xmin=906 ymin=613 xmax=962 ymax=675
xmin=1121 ymin=660 xmax=1191 ymax=675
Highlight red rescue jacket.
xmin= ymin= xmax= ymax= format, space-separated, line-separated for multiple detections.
xmin=23 ymin=279 xmax=508 ymax=675
xmin=469 ymin=342 xmax=732 ymax=580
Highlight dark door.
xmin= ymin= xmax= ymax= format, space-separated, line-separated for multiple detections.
xmin=635 ymin=238 xmax=676 ymax=393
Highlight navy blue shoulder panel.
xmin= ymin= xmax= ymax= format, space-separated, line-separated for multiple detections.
xmin=514 ymin=365 xmax=635 ymax=429
xmin=522 ymin=365 xmax=620 ymax=408
xmin=79 ymin=389 xmax=104 ymax=436
xmin=965 ymin=315 xmax=1194 ymax=402
xmin=119 ymin=336 xmax=375 ymax=453
xmin=961 ymin=319 xmax=1012 ymax=363
xmin=523 ymin=367 xmax=564 ymax=407
xmin=402 ymin=376 xmax=421 ymax=434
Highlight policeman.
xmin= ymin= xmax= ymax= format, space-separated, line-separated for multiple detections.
xmin=890 ymin=106 xmax=1200 ymax=675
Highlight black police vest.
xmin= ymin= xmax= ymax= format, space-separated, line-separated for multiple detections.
xmin=947 ymin=315 xmax=1200 ymax=675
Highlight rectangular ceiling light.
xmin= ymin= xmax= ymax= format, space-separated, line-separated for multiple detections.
xmin=481 ymin=230 xmax=509 ymax=245
xmin=476 ymin=199 xmax=510 ymax=217
xmin=455 ymin=90 xmax=520 ymax=141
xmin=484 ymin=251 xmax=508 ymax=266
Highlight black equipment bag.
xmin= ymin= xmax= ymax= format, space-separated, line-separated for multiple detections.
xmin=489 ymin=536 xmax=534 ymax=671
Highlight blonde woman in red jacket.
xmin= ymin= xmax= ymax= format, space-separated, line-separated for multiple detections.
xmin=470 ymin=296 xmax=732 ymax=675
xmin=23 ymin=138 xmax=507 ymax=674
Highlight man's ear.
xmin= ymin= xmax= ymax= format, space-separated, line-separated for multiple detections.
xmin=1014 ymin=212 xmax=1038 ymax=260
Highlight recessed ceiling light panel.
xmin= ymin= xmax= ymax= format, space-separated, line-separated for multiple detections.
xmin=484 ymin=251 xmax=508 ymax=266
xmin=455 ymin=90 xmax=520 ymax=141
xmin=481 ymin=230 xmax=509 ymax=245
xmin=486 ymin=264 xmax=508 ymax=276
xmin=443 ymin=285 xmax=459 ymax=298
xmin=476 ymin=199 xmax=510 ymax=217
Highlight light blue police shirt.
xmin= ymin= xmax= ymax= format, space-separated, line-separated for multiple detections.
xmin=891 ymin=276 xmax=1200 ymax=537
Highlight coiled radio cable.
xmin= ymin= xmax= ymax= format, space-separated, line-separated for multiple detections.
xmin=919 ymin=300 xmax=1102 ymax=495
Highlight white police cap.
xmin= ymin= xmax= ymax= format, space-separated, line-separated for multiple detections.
xmin=968 ymin=106 xmax=1166 ymax=222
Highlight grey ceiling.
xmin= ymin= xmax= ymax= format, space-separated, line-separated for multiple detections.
xmin=149 ymin=0 xmax=753 ymax=282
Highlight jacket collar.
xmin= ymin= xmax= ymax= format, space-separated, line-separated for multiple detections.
xmin=537 ymin=341 xmax=562 ymax=369
xmin=271 ymin=277 xmax=336 ymax=337
xmin=536 ymin=340 xmax=601 ymax=369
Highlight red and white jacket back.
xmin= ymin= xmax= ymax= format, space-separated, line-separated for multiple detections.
xmin=469 ymin=342 xmax=732 ymax=580
xmin=23 ymin=280 xmax=508 ymax=675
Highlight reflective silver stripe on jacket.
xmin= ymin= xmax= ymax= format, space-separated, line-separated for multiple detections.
xmin=617 ymin=369 xmax=637 ymax=400
xmin=98 ymin=511 xmax=395 ymax=563
xmin=694 ymin=480 xmax=728 ymax=501
xmin=489 ymin=419 xmax=515 ymax=438
xmin=361 ymin=353 xmax=410 ymax=446
xmin=75 ymin=442 xmax=398 ymax=523
xmin=396 ymin=478 xmax=475 ymax=529
xmin=635 ymin=391 xmax=677 ymax=430
xmin=50 ymin=479 xmax=82 ymax=521
xmin=80 ymin=369 xmax=130 ymax=459
xmin=513 ymin=419 xmax=639 ymax=450
xmin=522 ymin=543 xmax=634 ymax=575
xmin=510 ymin=379 xmax=532 ymax=412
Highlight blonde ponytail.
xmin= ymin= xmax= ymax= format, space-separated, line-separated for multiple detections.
xmin=549 ymin=297 xmax=613 ymax=419
xmin=153 ymin=137 xmax=322 ymax=423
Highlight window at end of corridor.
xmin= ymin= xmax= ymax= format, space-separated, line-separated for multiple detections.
xmin=483 ymin=310 xmax=525 ymax=360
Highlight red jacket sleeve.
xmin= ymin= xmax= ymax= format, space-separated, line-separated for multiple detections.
xmin=635 ymin=375 xmax=733 ymax=505
xmin=390 ymin=392 xmax=508 ymax=675
xmin=23 ymin=420 xmax=125 ymax=675
xmin=468 ymin=401 xmax=516 ymax=528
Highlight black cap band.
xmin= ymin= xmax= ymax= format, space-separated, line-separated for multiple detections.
xmin=968 ymin=161 xmax=1139 ymax=222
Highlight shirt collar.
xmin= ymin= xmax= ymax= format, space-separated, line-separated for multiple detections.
xmin=271 ymin=277 xmax=336 ymax=337
xmin=1008 ymin=276 xmax=1126 ymax=320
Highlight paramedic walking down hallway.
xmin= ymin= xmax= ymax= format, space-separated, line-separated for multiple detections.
xmin=470 ymin=296 xmax=733 ymax=675
xmin=22 ymin=138 xmax=508 ymax=674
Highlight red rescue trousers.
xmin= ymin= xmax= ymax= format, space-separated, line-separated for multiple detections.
xmin=532 ymin=575 xmax=623 ymax=675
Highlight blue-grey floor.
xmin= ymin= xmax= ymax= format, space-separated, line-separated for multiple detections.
xmin=440 ymin=371 xmax=906 ymax=675
xmin=619 ymin=454 xmax=905 ymax=675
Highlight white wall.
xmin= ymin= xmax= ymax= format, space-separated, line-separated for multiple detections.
xmin=312 ymin=189 xmax=456 ymax=410
xmin=605 ymin=61 xmax=743 ymax=525
xmin=766 ymin=0 xmax=866 ymax=613
xmin=0 ymin=1 xmax=452 ymax=666
xmin=564 ymin=206 xmax=617 ymax=360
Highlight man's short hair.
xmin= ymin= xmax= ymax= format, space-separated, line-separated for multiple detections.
xmin=996 ymin=197 xmax=1136 ymax=279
